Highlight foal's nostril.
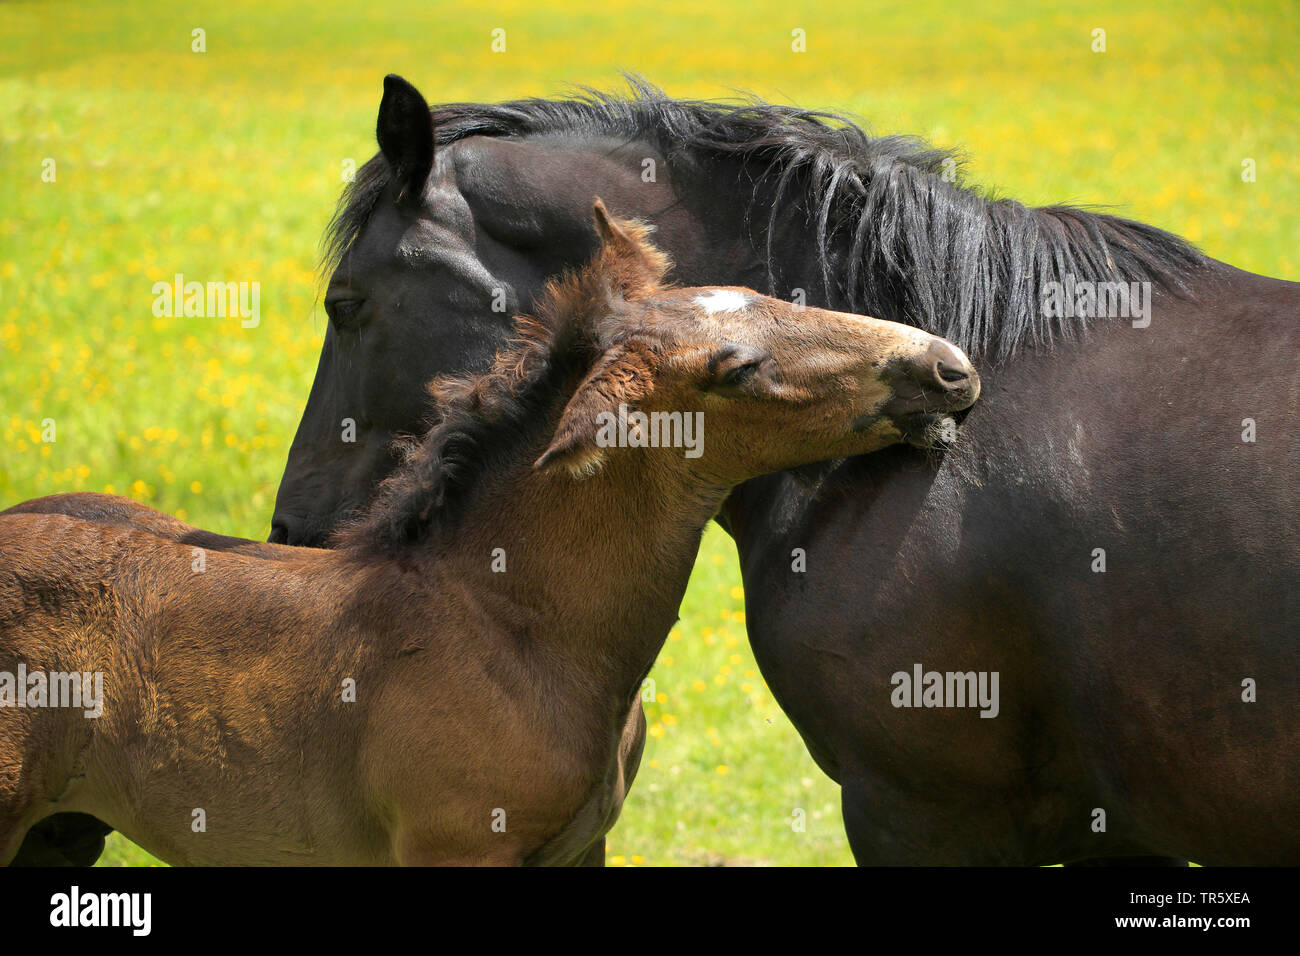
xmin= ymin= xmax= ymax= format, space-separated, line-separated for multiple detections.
xmin=920 ymin=340 xmax=974 ymax=391
xmin=936 ymin=361 xmax=969 ymax=384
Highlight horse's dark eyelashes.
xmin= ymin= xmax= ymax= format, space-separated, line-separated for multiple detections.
xmin=326 ymin=297 xmax=366 ymax=331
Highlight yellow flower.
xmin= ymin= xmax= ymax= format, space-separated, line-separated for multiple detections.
xmin=730 ymin=585 xmax=744 ymax=600
xmin=716 ymin=765 xmax=729 ymax=776
xmin=190 ymin=480 xmax=202 ymax=494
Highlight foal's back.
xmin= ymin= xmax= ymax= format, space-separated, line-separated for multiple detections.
xmin=0 ymin=510 xmax=389 ymax=863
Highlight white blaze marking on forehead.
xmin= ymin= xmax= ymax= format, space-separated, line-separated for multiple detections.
xmin=693 ymin=289 xmax=750 ymax=314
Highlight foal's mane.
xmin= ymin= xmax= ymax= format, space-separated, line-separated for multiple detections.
xmin=324 ymin=77 xmax=1206 ymax=361
xmin=336 ymin=217 xmax=670 ymax=554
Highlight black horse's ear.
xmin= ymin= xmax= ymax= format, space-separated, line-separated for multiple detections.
xmin=377 ymin=74 xmax=434 ymax=205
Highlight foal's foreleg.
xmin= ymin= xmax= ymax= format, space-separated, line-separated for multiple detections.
xmin=7 ymin=813 xmax=113 ymax=866
xmin=396 ymin=844 xmax=526 ymax=866
xmin=576 ymin=836 xmax=606 ymax=867
xmin=0 ymin=777 xmax=52 ymax=866
xmin=1065 ymin=856 xmax=1188 ymax=867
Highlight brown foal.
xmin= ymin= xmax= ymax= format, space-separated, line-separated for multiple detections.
xmin=0 ymin=202 xmax=978 ymax=865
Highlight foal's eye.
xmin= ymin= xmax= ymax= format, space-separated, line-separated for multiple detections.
xmin=705 ymin=344 xmax=771 ymax=395
xmin=325 ymin=297 xmax=366 ymax=330
xmin=718 ymin=362 xmax=758 ymax=387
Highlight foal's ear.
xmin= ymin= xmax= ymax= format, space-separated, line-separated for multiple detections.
xmin=377 ymin=74 xmax=435 ymax=205
xmin=591 ymin=198 xmax=671 ymax=300
xmin=534 ymin=346 xmax=655 ymax=478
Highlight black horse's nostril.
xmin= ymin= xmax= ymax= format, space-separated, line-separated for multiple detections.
xmin=268 ymin=515 xmax=297 ymax=545
xmin=270 ymin=513 xmax=336 ymax=548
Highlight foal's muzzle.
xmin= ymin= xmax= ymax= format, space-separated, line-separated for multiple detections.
xmin=883 ymin=339 xmax=980 ymax=417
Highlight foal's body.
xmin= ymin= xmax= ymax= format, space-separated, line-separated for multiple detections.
xmin=2 ymin=494 xmax=640 ymax=866
xmin=0 ymin=508 xmax=640 ymax=865
xmin=0 ymin=207 xmax=977 ymax=865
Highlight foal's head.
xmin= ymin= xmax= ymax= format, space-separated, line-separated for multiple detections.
xmin=348 ymin=200 xmax=978 ymax=549
xmin=531 ymin=201 xmax=980 ymax=485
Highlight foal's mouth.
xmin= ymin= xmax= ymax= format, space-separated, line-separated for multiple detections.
xmin=892 ymin=411 xmax=965 ymax=449
xmin=847 ymin=408 xmax=960 ymax=449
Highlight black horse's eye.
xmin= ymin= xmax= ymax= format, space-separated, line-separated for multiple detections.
xmin=326 ymin=297 xmax=365 ymax=330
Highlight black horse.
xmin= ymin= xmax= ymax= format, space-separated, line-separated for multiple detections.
xmin=21 ymin=76 xmax=1298 ymax=865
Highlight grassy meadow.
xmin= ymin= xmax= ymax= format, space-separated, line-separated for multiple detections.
xmin=1 ymin=1 xmax=1295 ymax=866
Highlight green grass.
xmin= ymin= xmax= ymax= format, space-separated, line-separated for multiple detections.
xmin=2 ymin=0 xmax=1295 ymax=866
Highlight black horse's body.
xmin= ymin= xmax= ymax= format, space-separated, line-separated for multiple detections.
xmin=17 ymin=77 xmax=1298 ymax=865
xmin=729 ymin=263 xmax=1299 ymax=863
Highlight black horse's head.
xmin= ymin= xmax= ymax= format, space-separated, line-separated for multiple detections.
xmin=271 ymin=75 xmax=718 ymax=545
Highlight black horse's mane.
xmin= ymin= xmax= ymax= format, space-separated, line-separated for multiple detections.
xmin=325 ymin=77 xmax=1206 ymax=360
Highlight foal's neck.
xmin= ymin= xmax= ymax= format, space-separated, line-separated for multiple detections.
xmin=439 ymin=451 xmax=725 ymax=696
